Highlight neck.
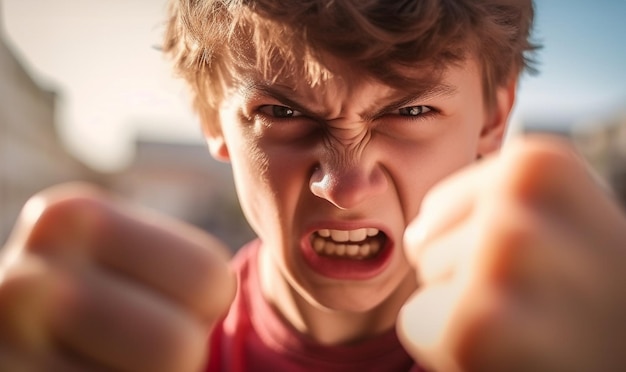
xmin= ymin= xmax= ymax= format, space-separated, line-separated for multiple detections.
xmin=259 ymin=246 xmax=417 ymax=345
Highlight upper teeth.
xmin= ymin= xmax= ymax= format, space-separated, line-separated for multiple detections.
xmin=317 ymin=228 xmax=379 ymax=243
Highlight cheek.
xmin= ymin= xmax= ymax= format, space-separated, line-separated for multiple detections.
xmin=434 ymin=110 xmax=485 ymax=165
xmin=381 ymin=120 xmax=482 ymax=222
xmin=228 ymin=136 xmax=314 ymax=241
xmin=222 ymin=131 xmax=272 ymax=237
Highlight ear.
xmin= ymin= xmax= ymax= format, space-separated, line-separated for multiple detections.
xmin=477 ymin=77 xmax=517 ymax=157
xmin=200 ymin=118 xmax=228 ymax=164
xmin=206 ymin=132 xmax=230 ymax=162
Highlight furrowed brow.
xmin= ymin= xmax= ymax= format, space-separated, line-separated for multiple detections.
xmin=241 ymin=82 xmax=323 ymax=118
xmin=362 ymin=84 xmax=457 ymax=121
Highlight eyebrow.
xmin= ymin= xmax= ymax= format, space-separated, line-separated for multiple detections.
xmin=362 ymin=84 xmax=458 ymax=121
xmin=241 ymin=81 xmax=458 ymax=121
xmin=242 ymin=82 xmax=327 ymax=118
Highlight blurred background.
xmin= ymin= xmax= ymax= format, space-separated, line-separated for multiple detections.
xmin=1 ymin=0 xmax=625 ymax=247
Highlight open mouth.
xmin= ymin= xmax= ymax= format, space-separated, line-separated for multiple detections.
xmin=310 ymin=228 xmax=387 ymax=260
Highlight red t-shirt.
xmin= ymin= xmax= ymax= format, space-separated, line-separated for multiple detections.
xmin=205 ymin=240 xmax=423 ymax=372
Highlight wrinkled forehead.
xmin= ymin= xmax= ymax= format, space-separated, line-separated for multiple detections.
xmin=227 ymin=49 xmax=452 ymax=103
xmin=224 ymin=54 xmax=470 ymax=124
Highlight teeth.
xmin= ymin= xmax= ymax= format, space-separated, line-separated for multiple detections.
xmin=313 ymin=237 xmax=325 ymax=253
xmin=349 ymin=228 xmax=367 ymax=241
xmin=313 ymin=228 xmax=383 ymax=259
xmin=318 ymin=228 xmax=379 ymax=243
xmin=346 ymin=244 xmax=360 ymax=256
xmin=330 ymin=229 xmax=350 ymax=242
xmin=335 ymin=244 xmax=346 ymax=256
xmin=318 ymin=229 xmax=331 ymax=238
xmin=311 ymin=235 xmax=383 ymax=259
xmin=360 ymin=244 xmax=370 ymax=256
xmin=367 ymin=228 xmax=379 ymax=237
xmin=369 ymin=239 xmax=381 ymax=254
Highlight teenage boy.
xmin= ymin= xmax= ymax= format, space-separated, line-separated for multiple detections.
xmin=1 ymin=0 xmax=626 ymax=371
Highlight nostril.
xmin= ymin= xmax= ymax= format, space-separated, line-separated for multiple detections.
xmin=309 ymin=159 xmax=388 ymax=210
xmin=309 ymin=163 xmax=323 ymax=181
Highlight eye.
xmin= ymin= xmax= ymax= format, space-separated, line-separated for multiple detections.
xmin=397 ymin=105 xmax=432 ymax=117
xmin=258 ymin=105 xmax=303 ymax=119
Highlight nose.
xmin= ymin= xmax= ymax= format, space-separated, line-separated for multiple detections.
xmin=309 ymin=162 xmax=388 ymax=210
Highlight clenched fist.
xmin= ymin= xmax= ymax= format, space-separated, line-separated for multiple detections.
xmin=0 ymin=183 xmax=236 ymax=372
xmin=398 ymin=137 xmax=626 ymax=372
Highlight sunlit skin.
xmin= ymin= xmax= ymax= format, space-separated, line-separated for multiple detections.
xmin=206 ymin=57 xmax=516 ymax=344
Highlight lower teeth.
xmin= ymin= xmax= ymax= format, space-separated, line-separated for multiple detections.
xmin=312 ymin=237 xmax=381 ymax=259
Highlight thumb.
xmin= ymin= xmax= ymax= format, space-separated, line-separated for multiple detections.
xmin=397 ymin=280 xmax=466 ymax=372
xmin=397 ymin=269 xmax=503 ymax=372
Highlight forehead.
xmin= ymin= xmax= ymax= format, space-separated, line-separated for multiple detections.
xmin=227 ymin=56 xmax=480 ymax=114
xmin=232 ymin=45 xmax=446 ymax=90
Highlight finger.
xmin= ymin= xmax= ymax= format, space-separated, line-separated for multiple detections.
xmin=397 ymin=269 xmax=501 ymax=372
xmin=398 ymin=208 xmax=525 ymax=371
xmin=48 ymin=262 xmax=208 ymax=372
xmin=458 ymin=230 xmax=592 ymax=372
xmin=408 ymin=213 xmax=483 ymax=286
xmin=0 ymin=253 xmax=57 ymax=352
xmin=405 ymin=135 xmax=619 ymax=285
xmin=404 ymin=197 xmax=619 ymax=372
xmin=397 ymin=281 xmax=465 ymax=372
xmin=11 ymin=183 xmax=236 ymax=324
xmin=499 ymin=136 xmax=625 ymax=240
xmin=402 ymin=136 xmax=626 ymax=371
xmin=0 ymin=343 xmax=108 ymax=372
xmin=88 ymin=202 xmax=236 ymax=325
xmin=403 ymin=152 xmax=505 ymax=288
xmin=495 ymin=136 xmax=626 ymax=285
xmin=398 ymin=238 xmax=562 ymax=372
xmin=0 ymin=250 xmax=209 ymax=372
xmin=404 ymin=158 xmax=489 ymax=268
xmin=0 ymin=254 xmax=107 ymax=372
xmin=457 ymin=294 xmax=558 ymax=372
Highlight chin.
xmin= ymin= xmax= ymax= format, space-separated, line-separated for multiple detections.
xmin=302 ymin=279 xmax=402 ymax=313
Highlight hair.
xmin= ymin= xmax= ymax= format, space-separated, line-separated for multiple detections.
xmin=163 ymin=0 xmax=539 ymax=133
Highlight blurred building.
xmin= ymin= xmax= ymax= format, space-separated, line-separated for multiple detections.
xmin=0 ymin=6 xmax=253 ymax=249
xmin=0 ymin=15 xmax=102 ymax=245
xmin=110 ymin=139 xmax=255 ymax=251
xmin=570 ymin=115 xmax=626 ymax=208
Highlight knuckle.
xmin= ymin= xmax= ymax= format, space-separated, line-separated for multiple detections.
xmin=512 ymin=137 xmax=575 ymax=173
xmin=496 ymin=136 xmax=580 ymax=202
xmin=474 ymin=203 xmax=537 ymax=281
xmin=157 ymin=320 xmax=207 ymax=372
xmin=51 ymin=268 xmax=207 ymax=372
xmin=482 ymin=195 xmax=535 ymax=243
xmin=13 ymin=183 xmax=115 ymax=255
xmin=0 ymin=255 xmax=55 ymax=348
xmin=187 ymin=251 xmax=236 ymax=322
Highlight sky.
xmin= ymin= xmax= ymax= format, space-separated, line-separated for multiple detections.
xmin=2 ymin=0 xmax=626 ymax=171
xmin=516 ymin=0 xmax=626 ymax=126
